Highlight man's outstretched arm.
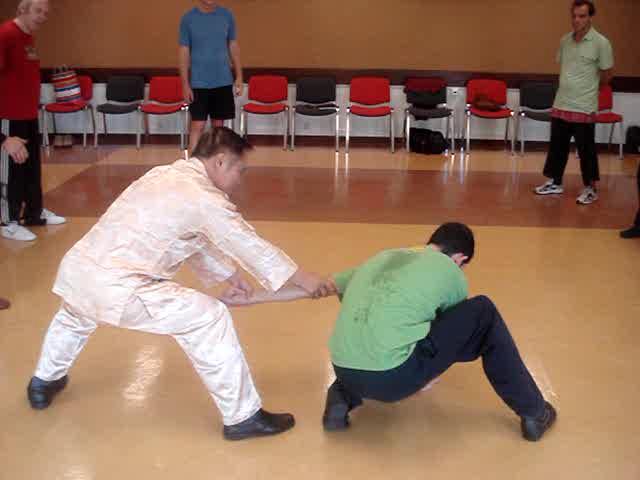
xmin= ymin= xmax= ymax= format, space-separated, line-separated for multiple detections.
xmin=220 ymin=276 xmax=338 ymax=306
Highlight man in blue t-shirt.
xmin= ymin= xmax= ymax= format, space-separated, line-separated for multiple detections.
xmin=179 ymin=1 xmax=243 ymax=152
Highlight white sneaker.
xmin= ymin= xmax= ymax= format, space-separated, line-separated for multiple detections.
xmin=41 ymin=208 xmax=66 ymax=225
xmin=1 ymin=222 xmax=37 ymax=241
xmin=576 ymin=186 xmax=598 ymax=205
xmin=534 ymin=180 xmax=564 ymax=195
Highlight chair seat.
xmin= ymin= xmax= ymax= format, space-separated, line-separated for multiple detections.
xmin=408 ymin=106 xmax=451 ymax=119
xmin=243 ymin=103 xmax=287 ymax=114
xmin=295 ymin=103 xmax=338 ymax=116
xmin=140 ymin=103 xmax=187 ymax=115
xmin=595 ymin=112 xmax=623 ymax=123
xmin=469 ymin=106 xmax=513 ymax=119
xmin=350 ymin=105 xmax=392 ymax=117
xmin=523 ymin=110 xmax=552 ymax=122
xmin=45 ymin=100 xmax=88 ymax=113
xmin=96 ymin=102 xmax=141 ymax=115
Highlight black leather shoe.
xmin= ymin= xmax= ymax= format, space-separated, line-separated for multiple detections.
xmin=620 ymin=225 xmax=640 ymax=239
xmin=322 ymin=380 xmax=361 ymax=431
xmin=223 ymin=409 xmax=295 ymax=441
xmin=27 ymin=375 xmax=68 ymax=409
xmin=521 ymin=401 xmax=557 ymax=441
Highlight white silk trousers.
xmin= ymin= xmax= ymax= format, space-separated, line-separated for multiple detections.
xmin=34 ymin=281 xmax=262 ymax=426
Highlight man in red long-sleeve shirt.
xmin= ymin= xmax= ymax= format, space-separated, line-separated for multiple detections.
xmin=0 ymin=0 xmax=65 ymax=242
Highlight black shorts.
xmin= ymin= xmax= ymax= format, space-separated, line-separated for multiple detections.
xmin=190 ymin=85 xmax=236 ymax=121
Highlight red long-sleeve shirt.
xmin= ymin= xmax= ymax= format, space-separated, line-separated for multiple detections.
xmin=0 ymin=20 xmax=41 ymax=120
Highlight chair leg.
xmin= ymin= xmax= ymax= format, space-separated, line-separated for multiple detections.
xmin=390 ymin=113 xmax=395 ymax=153
xmin=405 ymin=111 xmax=410 ymax=153
xmin=90 ymin=108 xmax=97 ymax=148
xmin=519 ymin=114 xmax=525 ymax=155
xmin=179 ymin=110 xmax=184 ymax=151
xmin=335 ymin=112 xmax=339 ymax=153
xmin=183 ymin=108 xmax=189 ymax=153
xmin=445 ymin=116 xmax=451 ymax=155
xmin=345 ymin=112 xmax=350 ymax=153
xmin=82 ymin=108 xmax=87 ymax=148
xmin=144 ymin=112 xmax=150 ymax=143
xmin=504 ymin=116 xmax=510 ymax=152
xmin=283 ymin=108 xmax=288 ymax=151
xmin=136 ymin=111 xmax=142 ymax=149
xmin=619 ymin=122 xmax=624 ymax=159
xmin=465 ymin=113 xmax=471 ymax=153
xmin=291 ymin=111 xmax=296 ymax=151
xmin=450 ymin=114 xmax=456 ymax=153
xmin=608 ymin=123 xmax=615 ymax=152
xmin=509 ymin=114 xmax=515 ymax=155
xmin=51 ymin=114 xmax=58 ymax=137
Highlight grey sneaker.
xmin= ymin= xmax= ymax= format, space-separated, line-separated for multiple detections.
xmin=576 ymin=186 xmax=598 ymax=205
xmin=535 ymin=180 xmax=564 ymax=195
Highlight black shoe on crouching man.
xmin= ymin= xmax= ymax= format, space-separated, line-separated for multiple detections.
xmin=322 ymin=380 xmax=363 ymax=431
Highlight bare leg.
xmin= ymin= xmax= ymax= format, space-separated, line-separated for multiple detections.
xmin=189 ymin=120 xmax=207 ymax=153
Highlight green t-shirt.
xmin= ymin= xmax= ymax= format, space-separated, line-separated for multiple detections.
xmin=553 ymin=27 xmax=614 ymax=114
xmin=329 ymin=247 xmax=468 ymax=371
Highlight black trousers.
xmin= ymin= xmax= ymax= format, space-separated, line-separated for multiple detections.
xmin=635 ymin=161 xmax=640 ymax=226
xmin=543 ymin=117 xmax=599 ymax=187
xmin=333 ymin=296 xmax=545 ymax=418
xmin=0 ymin=119 xmax=42 ymax=224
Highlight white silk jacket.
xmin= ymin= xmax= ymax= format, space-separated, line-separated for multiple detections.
xmin=52 ymin=157 xmax=298 ymax=326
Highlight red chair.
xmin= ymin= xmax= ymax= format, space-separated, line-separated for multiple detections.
xmin=595 ymin=85 xmax=624 ymax=159
xmin=464 ymin=79 xmax=514 ymax=154
xmin=241 ymin=75 xmax=289 ymax=150
xmin=42 ymin=75 xmax=95 ymax=148
xmin=138 ymin=76 xmax=189 ymax=151
xmin=346 ymin=77 xmax=394 ymax=153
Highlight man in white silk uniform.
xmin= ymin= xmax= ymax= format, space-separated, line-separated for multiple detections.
xmin=27 ymin=127 xmax=325 ymax=441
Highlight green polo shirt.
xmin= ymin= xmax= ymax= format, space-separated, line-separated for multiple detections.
xmin=329 ymin=246 xmax=468 ymax=372
xmin=553 ymin=27 xmax=614 ymax=114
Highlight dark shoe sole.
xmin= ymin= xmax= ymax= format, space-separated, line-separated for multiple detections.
xmin=322 ymin=402 xmax=350 ymax=431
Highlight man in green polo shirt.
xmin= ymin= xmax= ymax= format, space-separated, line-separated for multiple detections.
xmin=535 ymin=0 xmax=613 ymax=205
xmin=221 ymin=223 xmax=557 ymax=442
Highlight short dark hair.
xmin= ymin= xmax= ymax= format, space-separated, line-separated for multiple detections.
xmin=427 ymin=222 xmax=475 ymax=264
xmin=572 ymin=0 xmax=596 ymax=16
xmin=192 ymin=127 xmax=253 ymax=160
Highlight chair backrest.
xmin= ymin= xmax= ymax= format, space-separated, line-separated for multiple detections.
xmin=248 ymin=75 xmax=288 ymax=103
xmin=405 ymin=77 xmax=447 ymax=107
xmin=148 ymin=76 xmax=183 ymax=104
xmin=466 ymin=79 xmax=507 ymax=105
xmin=296 ymin=76 xmax=336 ymax=104
xmin=77 ymin=75 xmax=93 ymax=101
xmin=106 ymin=75 xmax=145 ymax=103
xmin=519 ymin=82 xmax=556 ymax=110
xmin=598 ymin=84 xmax=613 ymax=111
xmin=350 ymin=77 xmax=390 ymax=105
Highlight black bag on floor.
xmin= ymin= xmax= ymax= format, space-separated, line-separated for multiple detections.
xmin=409 ymin=127 xmax=447 ymax=154
xmin=625 ymin=126 xmax=640 ymax=154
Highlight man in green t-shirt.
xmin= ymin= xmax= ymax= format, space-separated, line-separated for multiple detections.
xmin=534 ymin=0 xmax=614 ymax=205
xmin=222 ymin=223 xmax=557 ymax=442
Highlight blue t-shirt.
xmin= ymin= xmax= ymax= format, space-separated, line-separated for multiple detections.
xmin=179 ymin=7 xmax=236 ymax=89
